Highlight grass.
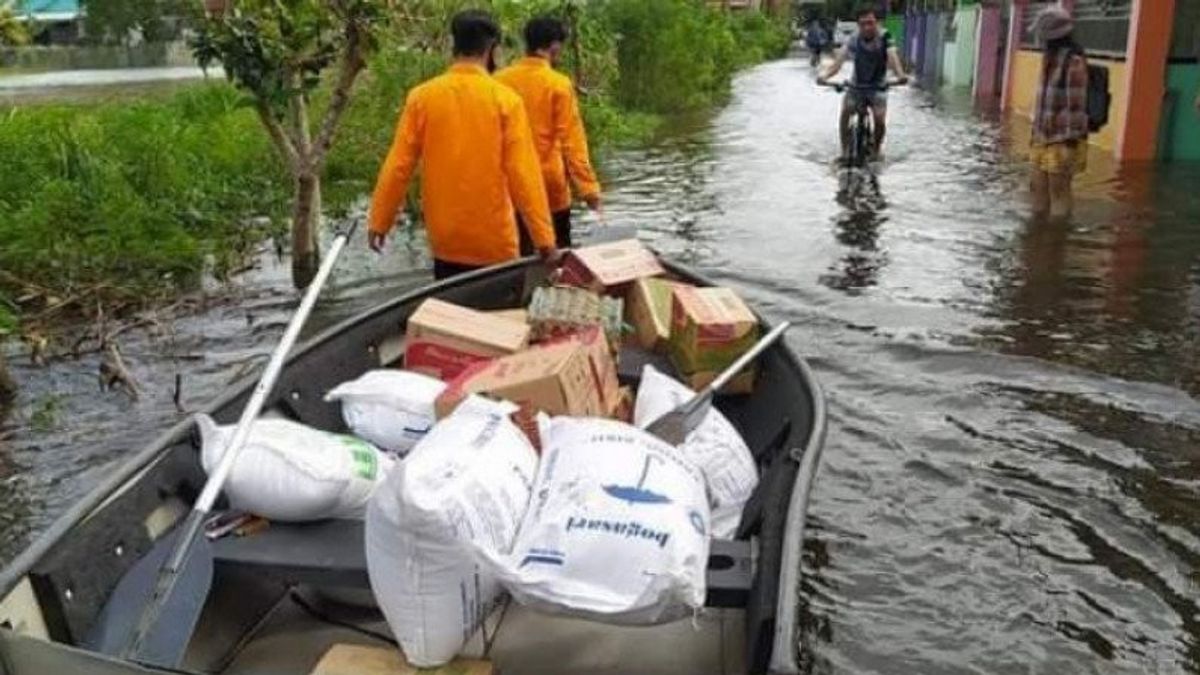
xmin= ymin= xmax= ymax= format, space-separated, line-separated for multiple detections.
xmin=0 ymin=2 xmax=792 ymax=334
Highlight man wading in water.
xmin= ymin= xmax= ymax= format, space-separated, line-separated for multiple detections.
xmin=1029 ymin=6 xmax=1090 ymax=221
xmin=367 ymin=10 xmax=558 ymax=280
xmin=496 ymin=17 xmax=603 ymax=252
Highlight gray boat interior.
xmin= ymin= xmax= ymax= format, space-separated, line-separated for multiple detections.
xmin=0 ymin=259 xmax=828 ymax=675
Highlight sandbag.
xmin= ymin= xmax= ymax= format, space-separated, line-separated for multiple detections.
xmin=634 ymin=365 xmax=758 ymax=538
xmin=365 ymin=396 xmax=538 ymax=667
xmin=481 ymin=416 xmax=710 ymax=625
xmin=324 ymin=369 xmax=446 ymax=456
xmin=195 ymin=413 xmax=393 ymax=522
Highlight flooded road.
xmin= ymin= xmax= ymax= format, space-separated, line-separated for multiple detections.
xmin=5 ymin=55 xmax=1200 ymax=673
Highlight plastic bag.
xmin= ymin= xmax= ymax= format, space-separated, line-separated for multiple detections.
xmin=634 ymin=365 xmax=758 ymax=538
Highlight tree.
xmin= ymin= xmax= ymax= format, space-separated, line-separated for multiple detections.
xmin=193 ymin=0 xmax=387 ymax=288
xmin=81 ymin=0 xmax=186 ymax=45
xmin=0 ymin=5 xmax=30 ymax=46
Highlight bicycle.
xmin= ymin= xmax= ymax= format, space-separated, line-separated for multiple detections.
xmin=818 ymin=79 xmax=906 ymax=168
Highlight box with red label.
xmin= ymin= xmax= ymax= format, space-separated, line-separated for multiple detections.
xmin=558 ymin=239 xmax=665 ymax=295
xmin=404 ymin=299 xmax=531 ymax=381
xmin=435 ymin=326 xmax=620 ymax=424
xmin=626 ymin=277 xmax=691 ymax=352
xmin=668 ymin=286 xmax=760 ymax=391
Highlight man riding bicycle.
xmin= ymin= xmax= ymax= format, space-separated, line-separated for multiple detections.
xmin=818 ymin=7 xmax=908 ymax=158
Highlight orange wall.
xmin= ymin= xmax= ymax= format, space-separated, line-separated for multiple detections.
xmin=1008 ymin=49 xmax=1129 ymax=154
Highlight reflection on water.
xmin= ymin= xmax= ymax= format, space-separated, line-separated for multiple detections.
xmin=3 ymin=55 xmax=1200 ymax=673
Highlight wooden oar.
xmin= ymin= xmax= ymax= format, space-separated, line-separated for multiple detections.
xmin=645 ymin=322 xmax=790 ymax=445
xmin=98 ymin=221 xmax=358 ymax=668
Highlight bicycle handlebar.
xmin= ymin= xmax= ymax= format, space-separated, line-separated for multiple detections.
xmin=817 ymin=79 xmax=909 ymax=93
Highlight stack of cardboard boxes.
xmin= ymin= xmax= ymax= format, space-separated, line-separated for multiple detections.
xmin=399 ymin=239 xmax=763 ymax=448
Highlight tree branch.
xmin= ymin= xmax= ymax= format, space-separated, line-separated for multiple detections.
xmin=254 ymin=99 xmax=301 ymax=171
xmin=311 ymin=21 xmax=366 ymax=172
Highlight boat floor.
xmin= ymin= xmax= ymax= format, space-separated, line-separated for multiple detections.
xmin=222 ymin=594 xmax=745 ymax=675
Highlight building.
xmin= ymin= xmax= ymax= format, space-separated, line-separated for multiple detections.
xmin=13 ymin=0 xmax=82 ymax=44
xmin=898 ymin=0 xmax=1200 ymax=162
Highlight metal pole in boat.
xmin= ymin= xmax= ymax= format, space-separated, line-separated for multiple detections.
xmin=119 ymin=219 xmax=359 ymax=667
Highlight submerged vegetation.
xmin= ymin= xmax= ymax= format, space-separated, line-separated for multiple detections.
xmin=0 ymin=0 xmax=791 ymax=341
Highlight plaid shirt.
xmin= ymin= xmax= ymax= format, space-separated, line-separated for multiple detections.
xmin=1032 ymin=49 xmax=1089 ymax=146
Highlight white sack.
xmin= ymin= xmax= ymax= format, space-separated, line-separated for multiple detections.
xmin=324 ymin=369 xmax=446 ymax=456
xmin=481 ymin=416 xmax=710 ymax=625
xmin=195 ymin=413 xmax=393 ymax=522
xmin=634 ymin=365 xmax=758 ymax=538
xmin=365 ymin=396 xmax=538 ymax=667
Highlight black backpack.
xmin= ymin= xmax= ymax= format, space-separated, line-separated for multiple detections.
xmin=1085 ymin=64 xmax=1110 ymax=133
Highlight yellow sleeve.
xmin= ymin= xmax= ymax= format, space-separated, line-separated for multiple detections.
xmin=368 ymin=91 xmax=424 ymax=236
xmin=555 ymin=82 xmax=601 ymax=199
xmin=502 ymin=95 xmax=555 ymax=249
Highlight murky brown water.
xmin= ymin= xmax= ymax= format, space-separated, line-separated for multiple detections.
xmin=4 ymin=56 xmax=1200 ymax=673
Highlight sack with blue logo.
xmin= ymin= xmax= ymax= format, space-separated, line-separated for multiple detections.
xmin=478 ymin=416 xmax=711 ymax=625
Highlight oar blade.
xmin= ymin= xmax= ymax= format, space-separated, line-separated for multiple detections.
xmin=86 ymin=526 xmax=214 ymax=668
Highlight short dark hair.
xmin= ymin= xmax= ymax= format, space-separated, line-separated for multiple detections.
xmin=856 ymin=6 xmax=878 ymax=20
xmin=524 ymin=16 xmax=568 ymax=54
xmin=451 ymin=10 xmax=501 ymax=57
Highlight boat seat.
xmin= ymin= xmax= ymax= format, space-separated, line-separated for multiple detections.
xmin=210 ymin=519 xmax=754 ymax=608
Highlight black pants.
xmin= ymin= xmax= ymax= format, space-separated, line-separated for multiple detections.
xmin=517 ymin=209 xmax=573 ymax=255
xmin=433 ymin=259 xmax=484 ymax=281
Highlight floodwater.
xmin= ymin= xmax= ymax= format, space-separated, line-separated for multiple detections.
xmin=0 ymin=66 xmax=208 ymax=103
xmin=4 ymin=54 xmax=1200 ymax=673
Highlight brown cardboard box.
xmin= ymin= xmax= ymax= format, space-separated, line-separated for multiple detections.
xmin=487 ymin=308 xmax=529 ymax=325
xmin=558 ymin=239 xmax=665 ymax=295
xmin=436 ymin=325 xmax=620 ymax=422
xmin=626 ymin=277 xmax=689 ymax=351
xmin=610 ymin=385 xmax=635 ymax=423
xmin=668 ymin=286 xmax=760 ymax=386
xmin=405 ymin=299 xmax=531 ymax=381
xmin=310 ymin=644 xmax=494 ymax=675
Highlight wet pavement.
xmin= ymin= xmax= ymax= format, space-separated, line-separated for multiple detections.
xmin=4 ymin=55 xmax=1200 ymax=673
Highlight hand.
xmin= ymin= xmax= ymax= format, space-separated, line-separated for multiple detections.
xmin=368 ymin=231 xmax=387 ymax=253
xmin=897 ymin=76 xmax=910 ymax=86
xmin=583 ymin=193 xmax=602 ymax=212
xmin=817 ymin=76 xmax=827 ymax=85
xmin=537 ymin=246 xmax=562 ymax=268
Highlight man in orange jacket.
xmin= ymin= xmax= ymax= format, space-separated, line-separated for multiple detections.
xmin=495 ymin=16 xmax=602 ymax=250
xmin=368 ymin=10 xmax=557 ymax=280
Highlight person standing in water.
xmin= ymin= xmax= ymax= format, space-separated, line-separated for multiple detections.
xmin=496 ymin=16 xmax=602 ymax=251
xmin=367 ymin=10 xmax=557 ymax=280
xmin=1028 ymin=6 xmax=1090 ymax=221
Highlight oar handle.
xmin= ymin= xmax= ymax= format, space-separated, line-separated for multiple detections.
xmin=703 ymin=321 xmax=790 ymax=395
xmin=194 ymin=227 xmax=352 ymax=514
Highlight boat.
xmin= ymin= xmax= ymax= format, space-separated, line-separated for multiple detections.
xmin=0 ymin=256 xmax=828 ymax=675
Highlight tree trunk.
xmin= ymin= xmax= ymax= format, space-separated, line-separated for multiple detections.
xmin=0 ymin=352 xmax=14 ymax=423
xmin=291 ymin=172 xmax=322 ymax=289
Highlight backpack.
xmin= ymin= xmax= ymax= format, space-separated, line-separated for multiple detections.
xmin=1085 ymin=64 xmax=1110 ymax=133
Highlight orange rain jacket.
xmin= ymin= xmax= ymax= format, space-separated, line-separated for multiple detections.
xmin=495 ymin=57 xmax=601 ymax=213
xmin=369 ymin=63 xmax=554 ymax=266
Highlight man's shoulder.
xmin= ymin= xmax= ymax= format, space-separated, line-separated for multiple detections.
xmin=545 ymin=68 xmax=574 ymax=93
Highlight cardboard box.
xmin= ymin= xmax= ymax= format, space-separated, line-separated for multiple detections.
xmin=436 ymin=325 xmax=620 ymax=422
xmin=558 ymin=239 xmax=665 ymax=295
xmin=610 ymin=385 xmax=635 ymax=423
xmin=405 ymin=299 xmax=531 ymax=381
xmin=310 ymin=644 xmax=494 ymax=675
xmin=487 ymin=308 xmax=529 ymax=325
xmin=626 ymin=277 xmax=689 ymax=351
xmin=669 ymin=286 xmax=760 ymax=377
xmin=528 ymin=285 xmax=625 ymax=347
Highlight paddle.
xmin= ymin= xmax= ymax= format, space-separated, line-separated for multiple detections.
xmin=644 ymin=322 xmax=790 ymax=445
xmin=102 ymin=221 xmax=358 ymax=668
